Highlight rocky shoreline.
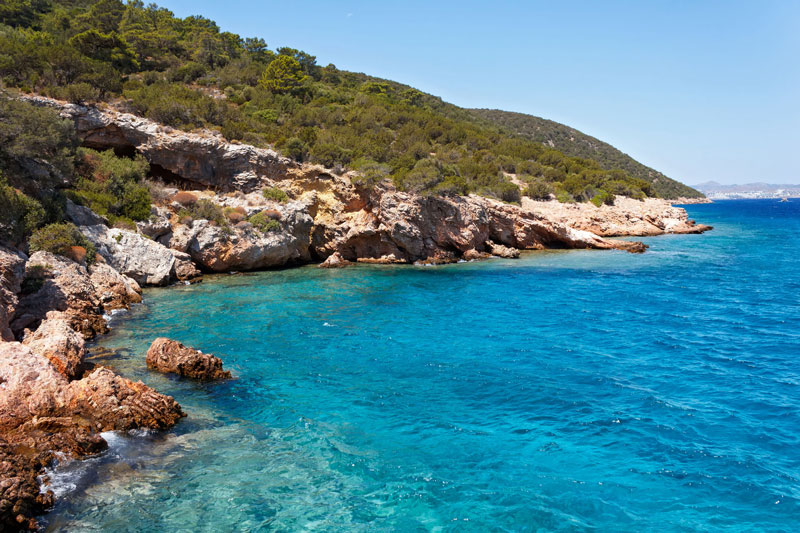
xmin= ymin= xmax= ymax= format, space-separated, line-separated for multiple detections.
xmin=0 ymin=96 xmax=712 ymax=530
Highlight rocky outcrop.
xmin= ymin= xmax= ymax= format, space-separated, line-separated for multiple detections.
xmin=168 ymin=203 xmax=313 ymax=272
xmin=136 ymin=206 xmax=173 ymax=242
xmin=319 ymin=251 xmax=350 ymax=268
xmin=24 ymin=95 xmax=293 ymax=193
xmin=171 ymin=250 xmax=203 ymax=282
xmin=80 ymin=225 xmax=176 ymax=286
xmin=64 ymin=198 xmax=108 ymax=227
xmin=22 ymin=312 xmax=85 ymax=380
xmin=89 ymin=262 xmax=142 ymax=310
xmin=23 ymin=96 xmax=712 ymax=267
xmin=68 ymin=366 xmax=185 ymax=430
xmin=146 ymin=337 xmax=232 ymax=380
xmin=0 ymin=341 xmax=184 ymax=531
xmin=312 ymin=190 xmax=647 ymax=263
xmin=0 ymin=247 xmax=26 ymax=341
xmin=10 ymin=252 xmax=142 ymax=339
xmin=522 ymin=196 xmax=713 ymax=237
xmin=12 ymin=252 xmax=107 ymax=338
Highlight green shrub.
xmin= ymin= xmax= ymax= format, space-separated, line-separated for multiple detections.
xmin=180 ymin=198 xmax=226 ymax=225
xmin=29 ymin=223 xmax=96 ymax=265
xmin=0 ymin=98 xmax=78 ymax=189
xmin=494 ymin=181 xmax=522 ymax=204
xmin=262 ymin=187 xmax=289 ymax=203
xmin=351 ymin=158 xmax=390 ymax=188
xmin=590 ymin=189 xmax=615 ymax=207
xmin=282 ymin=137 xmax=307 ymax=162
xmin=21 ymin=265 xmax=50 ymax=295
xmin=310 ymin=143 xmax=352 ymax=168
xmin=0 ymin=176 xmax=45 ymax=245
xmin=556 ymin=189 xmax=575 ymax=203
xmin=249 ymin=210 xmax=281 ymax=233
xmin=224 ymin=206 xmax=247 ymax=223
xmin=64 ymin=82 xmax=101 ymax=104
xmin=71 ymin=148 xmax=152 ymax=222
xmin=524 ymin=179 xmax=554 ymax=200
xmin=259 ymin=55 xmax=308 ymax=95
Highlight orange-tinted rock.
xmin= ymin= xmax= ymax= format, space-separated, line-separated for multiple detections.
xmin=22 ymin=312 xmax=85 ymax=380
xmin=0 ymin=341 xmax=184 ymax=531
xmin=146 ymin=337 xmax=232 ymax=380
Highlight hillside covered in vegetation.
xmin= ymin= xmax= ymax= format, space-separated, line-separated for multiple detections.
xmin=468 ymin=109 xmax=703 ymax=199
xmin=0 ymin=0 xmax=702 ymax=253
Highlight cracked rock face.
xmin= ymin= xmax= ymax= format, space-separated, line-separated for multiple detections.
xmin=0 ymin=246 xmax=27 ymax=341
xmin=22 ymin=312 xmax=85 ymax=380
xmin=26 ymin=96 xmax=293 ymax=193
xmin=168 ymin=202 xmax=313 ymax=272
xmin=80 ymin=225 xmax=176 ymax=286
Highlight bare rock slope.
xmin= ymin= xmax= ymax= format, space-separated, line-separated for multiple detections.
xmin=23 ymin=95 xmax=697 ymax=266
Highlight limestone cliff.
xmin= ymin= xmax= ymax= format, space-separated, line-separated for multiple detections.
xmin=24 ymin=95 xmax=705 ymax=270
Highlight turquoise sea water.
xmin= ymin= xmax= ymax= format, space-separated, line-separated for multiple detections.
xmin=42 ymin=200 xmax=800 ymax=532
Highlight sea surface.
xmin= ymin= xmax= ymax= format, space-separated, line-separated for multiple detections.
xmin=42 ymin=200 xmax=800 ymax=532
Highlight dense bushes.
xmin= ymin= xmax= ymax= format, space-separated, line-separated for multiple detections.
xmin=70 ymin=148 xmax=152 ymax=225
xmin=262 ymin=187 xmax=288 ymax=203
xmin=179 ymin=198 xmax=226 ymax=226
xmin=524 ymin=178 xmax=554 ymax=200
xmin=29 ymin=222 xmax=97 ymax=264
xmin=0 ymin=0 xmax=686 ymax=203
xmin=248 ymin=210 xmax=281 ymax=233
xmin=0 ymin=175 xmax=44 ymax=245
xmin=0 ymin=96 xmax=78 ymax=191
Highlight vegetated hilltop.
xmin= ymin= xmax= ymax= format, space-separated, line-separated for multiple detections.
xmin=468 ymin=109 xmax=703 ymax=199
xmin=0 ymin=0 xmax=700 ymax=238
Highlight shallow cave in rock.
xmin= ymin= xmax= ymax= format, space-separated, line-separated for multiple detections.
xmin=147 ymin=163 xmax=197 ymax=190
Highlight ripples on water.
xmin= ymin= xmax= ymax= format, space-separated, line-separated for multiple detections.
xmin=43 ymin=200 xmax=800 ymax=531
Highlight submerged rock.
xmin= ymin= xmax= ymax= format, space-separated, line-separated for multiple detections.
xmin=146 ymin=337 xmax=232 ymax=380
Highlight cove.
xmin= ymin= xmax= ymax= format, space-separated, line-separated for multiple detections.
xmin=43 ymin=201 xmax=800 ymax=531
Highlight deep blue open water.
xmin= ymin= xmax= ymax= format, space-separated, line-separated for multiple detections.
xmin=42 ymin=200 xmax=800 ymax=531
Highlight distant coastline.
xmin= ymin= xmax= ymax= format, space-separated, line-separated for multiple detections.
xmin=693 ymin=181 xmax=800 ymax=200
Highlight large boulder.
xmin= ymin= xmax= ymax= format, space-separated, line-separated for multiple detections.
xmin=0 ymin=342 xmax=70 ymax=428
xmin=81 ymin=224 xmax=175 ymax=286
xmin=0 ymin=246 xmax=26 ymax=341
xmin=146 ymin=337 xmax=232 ymax=380
xmin=22 ymin=312 xmax=85 ymax=380
xmin=176 ymin=203 xmax=313 ymax=272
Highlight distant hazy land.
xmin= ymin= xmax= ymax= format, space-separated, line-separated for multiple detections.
xmin=693 ymin=181 xmax=800 ymax=200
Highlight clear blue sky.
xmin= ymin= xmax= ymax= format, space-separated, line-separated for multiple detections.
xmin=157 ymin=0 xmax=798 ymax=185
